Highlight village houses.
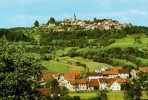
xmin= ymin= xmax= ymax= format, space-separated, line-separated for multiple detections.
xmin=40 ymin=66 xmax=147 ymax=93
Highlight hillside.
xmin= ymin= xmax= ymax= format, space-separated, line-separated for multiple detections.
xmin=0 ymin=21 xmax=148 ymax=73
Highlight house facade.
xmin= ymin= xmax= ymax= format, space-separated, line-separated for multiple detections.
xmin=68 ymin=79 xmax=88 ymax=92
xmin=88 ymin=73 xmax=103 ymax=81
xmin=118 ymin=69 xmax=129 ymax=78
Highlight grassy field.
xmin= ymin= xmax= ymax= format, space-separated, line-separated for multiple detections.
xmin=41 ymin=60 xmax=84 ymax=73
xmin=59 ymin=57 xmax=112 ymax=72
xmin=68 ymin=91 xmax=148 ymax=100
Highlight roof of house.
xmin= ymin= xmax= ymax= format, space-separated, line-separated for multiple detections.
xmin=139 ymin=67 xmax=148 ymax=72
xmin=118 ymin=69 xmax=129 ymax=74
xmin=107 ymin=80 xmax=115 ymax=87
xmin=113 ymin=66 xmax=122 ymax=71
xmin=69 ymin=79 xmax=88 ymax=85
xmin=102 ymin=71 xmax=118 ymax=75
xmin=64 ymin=73 xmax=76 ymax=80
xmin=38 ymin=88 xmax=51 ymax=96
xmin=115 ymin=78 xmax=127 ymax=83
xmin=89 ymin=79 xmax=99 ymax=87
xmin=64 ymin=70 xmax=81 ymax=80
xmin=89 ymin=73 xmax=103 ymax=76
xmin=99 ymin=78 xmax=114 ymax=84
xmin=70 ymin=70 xmax=81 ymax=76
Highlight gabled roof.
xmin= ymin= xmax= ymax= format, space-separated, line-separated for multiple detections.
xmin=69 ymin=79 xmax=88 ymax=85
xmin=89 ymin=79 xmax=99 ymax=87
xmin=64 ymin=70 xmax=81 ymax=80
xmin=99 ymin=78 xmax=114 ymax=84
xmin=107 ymin=80 xmax=115 ymax=87
xmin=113 ymin=66 xmax=122 ymax=71
xmin=64 ymin=73 xmax=75 ymax=80
xmin=71 ymin=70 xmax=81 ymax=76
xmin=102 ymin=71 xmax=118 ymax=75
xmin=89 ymin=73 xmax=103 ymax=76
xmin=118 ymin=69 xmax=129 ymax=74
xmin=139 ymin=67 xmax=148 ymax=72
xmin=115 ymin=78 xmax=127 ymax=83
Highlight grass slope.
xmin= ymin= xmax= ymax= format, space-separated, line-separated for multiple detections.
xmin=41 ymin=60 xmax=84 ymax=73
xmin=68 ymin=91 xmax=148 ymax=100
xmin=59 ymin=57 xmax=112 ymax=72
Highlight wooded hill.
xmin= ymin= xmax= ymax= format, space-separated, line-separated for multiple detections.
xmin=0 ymin=25 xmax=148 ymax=73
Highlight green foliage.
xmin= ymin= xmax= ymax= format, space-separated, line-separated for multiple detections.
xmin=47 ymin=17 xmax=56 ymax=24
xmin=123 ymin=79 xmax=142 ymax=100
xmin=0 ymin=37 xmax=44 ymax=99
xmin=88 ymin=90 xmax=108 ymax=100
xmin=34 ymin=20 xmax=39 ymax=27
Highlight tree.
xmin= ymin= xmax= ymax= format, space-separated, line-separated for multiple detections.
xmin=95 ymin=90 xmax=108 ymax=100
xmin=124 ymin=79 xmax=142 ymax=100
xmin=47 ymin=17 xmax=55 ymax=25
xmin=34 ymin=20 xmax=39 ymax=27
xmin=0 ymin=37 xmax=44 ymax=99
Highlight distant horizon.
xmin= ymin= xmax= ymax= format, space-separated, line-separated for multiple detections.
xmin=0 ymin=0 xmax=148 ymax=28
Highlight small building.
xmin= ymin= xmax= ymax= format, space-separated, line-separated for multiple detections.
xmin=139 ymin=67 xmax=148 ymax=72
xmin=88 ymin=73 xmax=103 ymax=81
xmin=88 ymin=79 xmax=99 ymax=90
xmin=68 ymin=79 xmax=88 ymax=92
xmin=102 ymin=70 xmax=118 ymax=78
xmin=95 ymin=66 xmax=108 ymax=73
xmin=107 ymin=81 xmax=121 ymax=91
xmin=118 ymin=69 xmax=129 ymax=78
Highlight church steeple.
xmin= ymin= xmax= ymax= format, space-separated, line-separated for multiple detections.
xmin=74 ymin=13 xmax=76 ymax=22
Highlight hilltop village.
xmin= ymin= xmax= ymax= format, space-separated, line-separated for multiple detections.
xmin=36 ymin=14 xmax=132 ymax=31
xmin=39 ymin=66 xmax=148 ymax=96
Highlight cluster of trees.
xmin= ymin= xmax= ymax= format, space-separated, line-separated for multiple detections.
xmin=34 ymin=17 xmax=56 ymax=27
xmin=0 ymin=37 xmax=44 ymax=99
xmin=80 ymin=47 xmax=148 ymax=69
xmin=123 ymin=72 xmax=148 ymax=100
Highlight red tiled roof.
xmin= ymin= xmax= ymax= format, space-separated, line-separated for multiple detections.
xmin=102 ymin=71 xmax=118 ymax=75
xmin=99 ymin=78 xmax=114 ymax=84
xmin=89 ymin=73 xmax=102 ymax=76
xmin=113 ymin=66 xmax=122 ymax=71
xmin=89 ymin=79 xmax=99 ymax=87
xmin=69 ymin=79 xmax=88 ymax=85
xmin=115 ymin=78 xmax=127 ymax=83
xmin=64 ymin=70 xmax=81 ymax=80
xmin=71 ymin=70 xmax=80 ymax=75
xmin=38 ymin=88 xmax=51 ymax=96
xmin=139 ymin=67 xmax=148 ymax=72
xmin=118 ymin=69 xmax=129 ymax=74
xmin=107 ymin=80 xmax=115 ymax=87
xmin=64 ymin=73 xmax=76 ymax=79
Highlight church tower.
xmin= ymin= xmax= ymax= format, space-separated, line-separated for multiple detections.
xmin=74 ymin=13 xmax=76 ymax=22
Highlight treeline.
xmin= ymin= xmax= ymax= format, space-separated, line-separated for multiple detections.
xmin=64 ymin=47 xmax=148 ymax=69
xmin=0 ymin=26 xmax=148 ymax=44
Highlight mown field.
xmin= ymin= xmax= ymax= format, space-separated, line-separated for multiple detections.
xmin=68 ymin=91 xmax=148 ymax=100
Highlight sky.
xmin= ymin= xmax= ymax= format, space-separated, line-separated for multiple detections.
xmin=0 ymin=0 xmax=148 ymax=28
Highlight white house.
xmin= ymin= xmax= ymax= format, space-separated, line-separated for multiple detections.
xmin=107 ymin=81 xmax=121 ymax=91
xmin=68 ymin=79 xmax=88 ymax=92
xmin=95 ymin=66 xmax=108 ymax=73
xmin=118 ymin=69 xmax=129 ymax=78
xmin=88 ymin=73 xmax=103 ymax=81
xmin=102 ymin=71 xmax=118 ymax=78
